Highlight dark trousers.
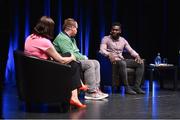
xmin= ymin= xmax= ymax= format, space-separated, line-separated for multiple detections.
xmin=61 ymin=53 xmax=82 ymax=90
xmin=68 ymin=61 xmax=82 ymax=90
xmin=114 ymin=59 xmax=144 ymax=87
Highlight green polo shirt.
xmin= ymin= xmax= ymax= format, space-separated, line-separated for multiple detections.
xmin=53 ymin=32 xmax=86 ymax=60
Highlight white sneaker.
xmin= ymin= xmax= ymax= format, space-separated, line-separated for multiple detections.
xmin=96 ymin=88 xmax=109 ymax=98
xmin=85 ymin=92 xmax=106 ymax=100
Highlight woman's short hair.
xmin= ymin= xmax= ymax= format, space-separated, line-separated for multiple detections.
xmin=62 ymin=18 xmax=77 ymax=30
xmin=33 ymin=16 xmax=55 ymax=40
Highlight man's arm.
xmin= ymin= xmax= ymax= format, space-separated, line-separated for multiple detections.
xmin=54 ymin=38 xmax=85 ymax=60
xmin=124 ymin=40 xmax=139 ymax=58
xmin=124 ymin=40 xmax=143 ymax=64
xmin=100 ymin=44 xmax=110 ymax=56
xmin=99 ymin=37 xmax=111 ymax=57
xmin=100 ymin=38 xmax=120 ymax=63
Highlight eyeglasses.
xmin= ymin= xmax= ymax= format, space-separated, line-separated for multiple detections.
xmin=72 ymin=25 xmax=78 ymax=29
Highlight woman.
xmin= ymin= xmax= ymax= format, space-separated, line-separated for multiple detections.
xmin=24 ymin=16 xmax=86 ymax=108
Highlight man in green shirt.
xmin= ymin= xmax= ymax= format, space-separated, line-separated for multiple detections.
xmin=53 ymin=18 xmax=108 ymax=100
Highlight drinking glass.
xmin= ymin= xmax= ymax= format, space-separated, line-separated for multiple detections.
xmin=163 ymin=58 xmax=168 ymax=64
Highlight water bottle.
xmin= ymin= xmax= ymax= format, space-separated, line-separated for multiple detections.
xmin=154 ymin=53 xmax=161 ymax=65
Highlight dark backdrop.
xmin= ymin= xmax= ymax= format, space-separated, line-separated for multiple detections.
xmin=1 ymin=0 xmax=180 ymax=85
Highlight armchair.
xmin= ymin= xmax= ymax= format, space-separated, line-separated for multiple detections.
xmin=14 ymin=50 xmax=72 ymax=112
xmin=97 ymin=52 xmax=137 ymax=90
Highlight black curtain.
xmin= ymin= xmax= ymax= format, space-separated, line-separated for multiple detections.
xmin=1 ymin=0 xmax=180 ymax=85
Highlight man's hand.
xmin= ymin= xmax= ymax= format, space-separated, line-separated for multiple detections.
xmin=84 ymin=55 xmax=88 ymax=60
xmin=108 ymin=53 xmax=120 ymax=63
xmin=135 ymin=56 xmax=144 ymax=64
xmin=108 ymin=53 xmax=116 ymax=63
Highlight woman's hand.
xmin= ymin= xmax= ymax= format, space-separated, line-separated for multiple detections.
xmin=46 ymin=47 xmax=75 ymax=64
xmin=63 ymin=54 xmax=76 ymax=64
xmin=70 ymin=54 xmax=76 ymax=61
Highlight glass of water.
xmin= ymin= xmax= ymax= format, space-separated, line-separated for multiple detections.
xmin=163 ymin=58 xmax=168 ymax=64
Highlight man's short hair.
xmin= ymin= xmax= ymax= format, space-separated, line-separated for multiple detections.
xmin=63 ymin=18 xmax=77 ymax=30
xmin=111 ymin=22 xmax=121 ymax=27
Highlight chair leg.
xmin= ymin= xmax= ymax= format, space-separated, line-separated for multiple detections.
xmin=61 ymin=101 xmax=70 ymax=113
xmin=112 ymin=86 xmax=120 ymax=93
xmin=24 ymin=102 xmax=33 ymax=112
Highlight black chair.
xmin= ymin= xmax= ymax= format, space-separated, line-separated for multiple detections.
xmin=14 ymin=50 xmax=72 ymax=112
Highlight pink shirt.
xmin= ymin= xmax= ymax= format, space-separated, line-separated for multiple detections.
xmin=24 ymin=34 xmax=53 ymax=59
xmin=100 ymin=35 xmax=139 ymax=60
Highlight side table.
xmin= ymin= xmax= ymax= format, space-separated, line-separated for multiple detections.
xmin=147 ymin=64 xmax=178 ymax=91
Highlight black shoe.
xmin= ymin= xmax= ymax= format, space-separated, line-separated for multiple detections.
xmin=125 ymin=86 xmax=137 ymax=95
xmin=133 ymin=87 xmax=145 ymax=94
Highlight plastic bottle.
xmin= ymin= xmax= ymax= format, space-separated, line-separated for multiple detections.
xmin=154 ymin=53 xmax=161 ymax=65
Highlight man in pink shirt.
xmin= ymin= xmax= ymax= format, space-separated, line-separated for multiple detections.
xmin=100 ymin=22 xmax=145 ymax=95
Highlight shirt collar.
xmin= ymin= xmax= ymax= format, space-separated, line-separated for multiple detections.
xmin=110 ymin=35 xmax=120 ymax=41
xmin=62 ymin=31 xmax=70 ymax=37
xmin=62 ymin=31 xmax=75 ymax=41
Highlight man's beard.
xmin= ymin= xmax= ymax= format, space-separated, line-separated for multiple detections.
xmin=111 ymin=34 xmax=120 ymax=40
xmin=71 ymin=33 xmax=76 ymax=37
